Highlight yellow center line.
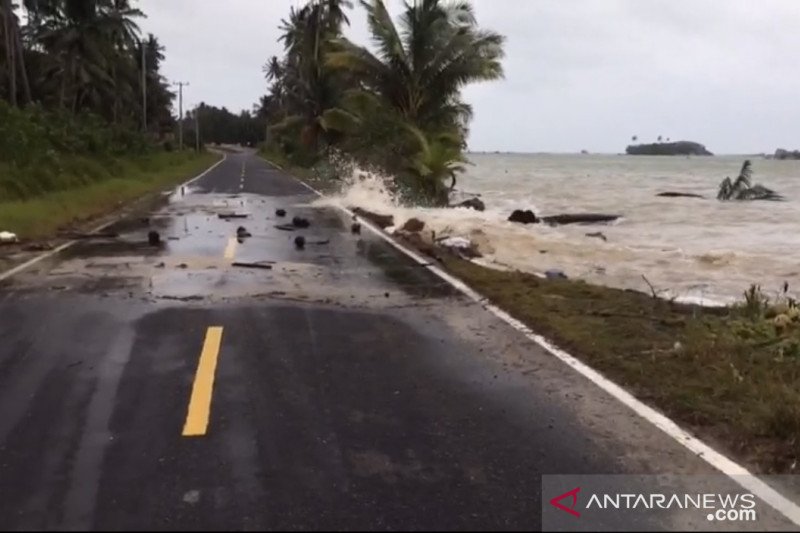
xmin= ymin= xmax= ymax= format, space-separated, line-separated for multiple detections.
xmin=183 ymin=326 xmax=225 ymax=437
xmin=223 ymin=237 xmax=238 ymax=262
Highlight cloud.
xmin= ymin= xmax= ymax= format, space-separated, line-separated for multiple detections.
xmin=138 ymin=0 xmax=800 ymax=153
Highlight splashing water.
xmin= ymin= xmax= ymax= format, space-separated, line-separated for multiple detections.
xmin=314 ymin=154 xmax=800 ymax=307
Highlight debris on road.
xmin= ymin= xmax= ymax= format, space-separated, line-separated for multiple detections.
xmin=275 ymin=224 xmax=296 ymax=231
xmin=148 ymin=231 xmax=161 ymax=246
xmin=218 ymin=213 xmax=249 ymax=220
xmin=276 ymin=209 xmax=287 ymax=217
xmin=22 ymin=242 xmax=54 ymax=251
xmin=232 ymin=261 xmax=274 ymax=270
xmin=0 ymin=231 xmax=18 ymax=244
xmin=294 ymin=236 xmax=306 ymax=249
xmin=311 ymin=239 xmax=330 ymax=246
xmin=351 ymin=222 xmax=362 ymax=234
xmin=236 ymin=226 xmax=252 ymax=238
xmin=292 ymin=216 xmax=310 ymax=228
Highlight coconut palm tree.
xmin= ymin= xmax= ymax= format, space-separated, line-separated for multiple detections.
xmin=270 ymin=0 xmax=354 ymax=151
xmin=327 ymin=0 xmax=504 ymax=132
xmin=35 ymin=0 xmax=143 ymax=114
xmin=323 ymin=0 xmax=502 ymax=203
xmin=263 ymin=55 xmax=282 ymax=82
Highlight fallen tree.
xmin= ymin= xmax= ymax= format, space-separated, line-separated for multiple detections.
xmin=717 ymin=160 xmax=785 ymax=201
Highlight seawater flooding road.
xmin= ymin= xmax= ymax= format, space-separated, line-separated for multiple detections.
xmin=0 ymin=152 xmax=794 ymax=531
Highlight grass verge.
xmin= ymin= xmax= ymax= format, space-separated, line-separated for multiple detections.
xmin=0 ymin=151 xmax=219 ymax=240
xmin=438 ymin=256 xmax=800 ymax=474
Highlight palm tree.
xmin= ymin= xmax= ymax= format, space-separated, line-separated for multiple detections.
xmin=405 ymin=127 xmax=467 ymax=203
xmin=263 ymin=55 xmax=282 ymax=82
xmin=270 ymin=0 xmax=354 ymax=151
xmin=328 ymin=0 xmax=504 ymax=131
xmin=36 ymin=0 xmax=143 ymax=114
xmin=324 ymin=0 xmax=503 ymax=203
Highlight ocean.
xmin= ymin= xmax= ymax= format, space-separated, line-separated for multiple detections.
xmin=321 ymin=153 xmax=800 ymax=306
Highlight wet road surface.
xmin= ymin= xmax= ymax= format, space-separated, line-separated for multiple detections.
xmin=0 ymin=152 xmax=794 ymax=530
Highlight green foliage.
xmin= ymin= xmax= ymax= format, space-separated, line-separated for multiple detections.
xmin=740 ymin=283 xmax=769 ymax=320
xmin=1 ymin=1 xmax=175 ymax=131
xmin=0 ymin=101 xmax=152 ymax=201
xmin=258 ymin=0 xmax=505 ymax=205
xmin=0 ymin=151 xmax=218 ymax=238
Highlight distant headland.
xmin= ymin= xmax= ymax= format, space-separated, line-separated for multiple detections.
xmin=626 ymin=141 xmax=713 ymax=156
xmin=770 ymin=148 xmax=800 ymax=160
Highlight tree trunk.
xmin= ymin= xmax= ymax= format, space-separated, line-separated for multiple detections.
xmin=14 ymin=21 xmax=31 ymax=104
xmin=1 ymin=0 xmax=17 ymax=106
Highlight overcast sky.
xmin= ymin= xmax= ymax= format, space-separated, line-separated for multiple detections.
xmin=138 ymin=0 xmax=800 ymax=154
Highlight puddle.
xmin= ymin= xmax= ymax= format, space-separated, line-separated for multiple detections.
xmin=5 ymin=188 xmax=462 ymax=306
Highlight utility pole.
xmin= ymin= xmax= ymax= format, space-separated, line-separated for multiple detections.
xmin=141 ymin=39 xmax=147 ymax=133
xmin=174 ymin=81 xmax=189 ymax=150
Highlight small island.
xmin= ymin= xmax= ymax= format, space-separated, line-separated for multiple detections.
xmin=773 ymin=149 xmax=800 ymax=160
xmin=626 ymin=141 xmax=713 ymax=156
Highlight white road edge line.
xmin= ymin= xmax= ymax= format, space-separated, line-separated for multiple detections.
xmin=0 ymin=154 xmax=228 ymax=284
xmin=263 ymin=157 xmax=800 ymax=526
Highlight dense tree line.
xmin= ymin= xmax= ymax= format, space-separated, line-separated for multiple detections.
xmin=1 ymin=0 xmax=174 ymax=135
xmin=0 ymin=0 xmax=185 ymax=201
xmin=258 ymin=0 xmax=505 ymax=205
xmin=183 ymin=104 xmax=265 ymax=148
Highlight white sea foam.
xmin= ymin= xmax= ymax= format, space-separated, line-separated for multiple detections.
xmin=315 ymin=154 xmax=800 ymax=305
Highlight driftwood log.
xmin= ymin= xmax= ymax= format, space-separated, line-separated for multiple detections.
xmin=656 ymin=192 xmax=705 ymax=199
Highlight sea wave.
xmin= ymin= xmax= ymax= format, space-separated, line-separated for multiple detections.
xmin=314 ymin=157 xmax=800 ymax=306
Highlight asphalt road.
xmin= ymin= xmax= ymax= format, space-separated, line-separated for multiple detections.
xmin=0 ymin=152 xmax=794 ymax=531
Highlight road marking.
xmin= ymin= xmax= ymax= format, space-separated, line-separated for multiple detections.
xmin=0 ymin=154 xmax=227 ymax=283
xmin=183 ymin=327 xmax=224 ymax=437
xmin=263 ymin=156 xmax=800 ymax=526
xmin=223 ymin=237 xmax=237 ymax=261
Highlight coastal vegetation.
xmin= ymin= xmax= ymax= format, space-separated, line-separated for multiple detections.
xmin=437 ymin=254 xmax=800 ymax=474
xmin=717 ymin=160 xmax=784 ymax=201
xmin=0 ymin=0 xmax=217 ymax=237
xmin=257 ymin=0 xmax=506 ymax=205
xmin=626 ymin=141 xmax=713 ymax=156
